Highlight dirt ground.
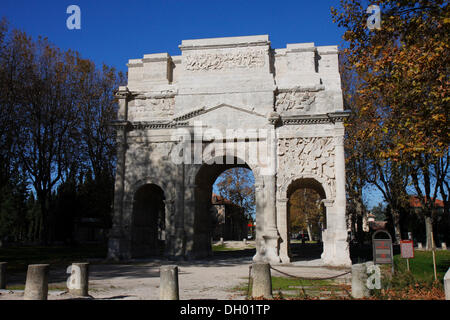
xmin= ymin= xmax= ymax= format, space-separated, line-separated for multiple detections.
xmin=0 ymin=242 xmax=352 ymax=300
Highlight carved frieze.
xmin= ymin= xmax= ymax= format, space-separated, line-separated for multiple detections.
xmin=184 ymin=49 xmax=266 ymax=71
xmin=275 ymin=91 xmax=316 ymax=112
xmin=128 ymin=98 xmax=174 ymax=121
xmin=277 ymin=137 xmax=336 ymax=198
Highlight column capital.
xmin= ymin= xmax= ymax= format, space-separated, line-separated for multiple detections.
xmin=321 ymin=199 xmax=335 ymax=207
xmin=115 ymin=86 xmax=131 ymax=99
xmin=333 ymin=135 xmax=345 ymax=146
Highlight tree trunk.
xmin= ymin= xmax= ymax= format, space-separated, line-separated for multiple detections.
xmin=425 ymin=215 xmax=434 ymax=250
xmin=306 ymin=223 xmax=312 ymax=243
xmin=392 ymin=209 xmax=402 ymax=244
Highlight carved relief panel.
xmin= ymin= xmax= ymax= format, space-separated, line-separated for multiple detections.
xmin=277 ymin=137 xmax=336 ymax=198
xmin=184 ymin=49 xmax=266 ymax=71
xmin=128 ymin=97 xmax=175 ymax=121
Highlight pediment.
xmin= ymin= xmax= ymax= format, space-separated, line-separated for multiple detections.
xmin=174 ymin=104 xmax=267 ymax=130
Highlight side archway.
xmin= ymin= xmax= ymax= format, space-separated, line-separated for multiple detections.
xmin=277 ymin=175 xmax=331 ymax=263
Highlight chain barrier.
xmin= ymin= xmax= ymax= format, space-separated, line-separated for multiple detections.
xmin=246 ymin=264 xmax=352 ymax=299
xmin=269 ymin=265 xmax=351 ymax=281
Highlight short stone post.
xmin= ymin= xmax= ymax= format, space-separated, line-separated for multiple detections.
xmin=351 ymin=263 xmax=370 ymax=299
xmin=160 ymin=265 xmax=179 ymax=300
xmin=68 ymin=263 xmax=89 ymax=297
xmin=24 ymin=264 xmax=49 ymax=300
xmin=445 ymin=268 xmax=450 ymax=300
xmin=243 ymin=238 xmax=247 ymax=245
xmin=219 ymin=237 xmax=224 ymax=246
xmin=442 ymin=243 xmax=447 ymax=250
xmin=418 ymin=242 xmax=423 ymax=249
xmin=251 ymin=263 xmax=272 ymax=299
xmin=0 ymin=262 xmax=7 ymax=289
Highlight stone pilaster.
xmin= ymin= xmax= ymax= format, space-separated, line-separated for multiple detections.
xmin=321 ymin=132 xmax=351 ymax=266
xmin=108 ymin=86 xmax=131 ymax=260
xmin=276 ymin=197 xmax=290 ymax=263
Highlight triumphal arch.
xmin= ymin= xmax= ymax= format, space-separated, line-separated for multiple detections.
xmin=108 ymin=35 xmax=352 ymax=266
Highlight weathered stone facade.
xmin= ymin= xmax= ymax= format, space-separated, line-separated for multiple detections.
xmin=108 ymin=35 xmax=351 ymax=266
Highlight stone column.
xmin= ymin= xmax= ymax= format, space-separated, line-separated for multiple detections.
xmin=444 ymin=267 xmax=450 ymax=300
xmin=68 ymin=263 xmax=89 ymax=297
xmin=251 ymin=263 xmax=272 ymax=299
xmin=173 ymin=164 xmax=186 ymax=259
xmin=160 ymin=265 xmax=179 ymax=300
xmin=261 ymin=126 xmax=281 ymax=264
xmin=276 ymin=198 xmax=290 ymax=263
xmin=164 ymin=199 xmax=179 ymax=258
xmin=351 ymin=263 xmax=370 ymax=298
xmin=108 ymin=86 xmax=131 ymax=260
xmin=253 ymin=177 xmax=265 ymax=262
xmin=322 ymin=133 xmax=351 ymax=267
xmin=0 ymin=262 xmax=6 ymax=289
xmin=24 ymin=264 xmax=49 ymax=300
xmin=183 ymin=181 xmax=197 ymax=260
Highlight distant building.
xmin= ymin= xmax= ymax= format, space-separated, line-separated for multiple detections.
xmin=211 ymin=194 xmax=247 ymax=241
xmin=409 ymin=196 xmax=444 ymax=213
xmin=406 ymin=195 xmax=448 ymax=245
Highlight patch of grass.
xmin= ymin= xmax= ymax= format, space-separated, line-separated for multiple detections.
xmin=232 ymin=276 xmax=336 ymax=298
xmin=392 ymin=250 xmax=450 ymax=283
xmin=6 ymin=285 xmax=67 ymax=291
xmin=271 ymin=276 xmax=332 ymax=290
xmin=212 ymin=244 xmax=239 ymax=252
xmin=0 ymin=244 xmax=107 ymax=273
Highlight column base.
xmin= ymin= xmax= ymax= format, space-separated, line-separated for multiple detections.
xmin=321 ymin=239 xmax=352 ymax=267
xmin=262 ymin=235 xmax=281 ymax=264
xmin=107 ymin=237 xmax=131 ymax=261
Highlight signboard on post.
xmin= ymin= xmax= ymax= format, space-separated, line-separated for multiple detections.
xmin=400 ymin=240 xmax=414 ymax=271
xmin=400 ymin=240 xmax=414 ymax=259
xmin=372 ymin=230 xmax=394 ymax=273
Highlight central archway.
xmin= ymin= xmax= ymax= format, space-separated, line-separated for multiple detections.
xmin=193 ymin=156 xmax=254 ymax=258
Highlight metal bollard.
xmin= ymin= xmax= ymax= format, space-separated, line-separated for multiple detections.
xmin=160 ymin=265 xmax=179 ymax=300
xmin=24 ymin=264 xmax=49 ymax=300
xmin=251 ymin=262 xmax=272 ymax=299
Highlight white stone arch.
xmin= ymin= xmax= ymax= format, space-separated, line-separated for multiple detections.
xmin=187 ymin=144 xmax=260 ymax=258
xmin=276 ymin=173 xmax=334 ymax=263
xmin=278 ymin=172 xmax=334 ymax=202
xmin=123 ymin=177 xmax=175 ymax=231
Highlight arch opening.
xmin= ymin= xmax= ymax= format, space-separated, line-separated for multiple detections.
xmin=131 ymin=183 xmax=166 ymax=258
xmin=193 ymin=156 xmax=255 ymax=258
xmin=286 ymin=178 xmax=327 ymax=262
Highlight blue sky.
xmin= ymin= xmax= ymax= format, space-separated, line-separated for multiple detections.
xmin=2 ymin=0 xmax=385 ymax=209
xmin=3 ymin=0 xmax=346 ymax=72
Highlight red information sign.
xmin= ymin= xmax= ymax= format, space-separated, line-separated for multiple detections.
xmin=400 ymin=240 xmax=414 ymax=259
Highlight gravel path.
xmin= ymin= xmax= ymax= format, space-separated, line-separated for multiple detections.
xmin=0 ymin=242 xmax=352 ymax=300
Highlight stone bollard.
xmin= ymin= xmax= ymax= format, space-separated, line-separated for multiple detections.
xmin=445 ymin=268 xmax=450 ymax=300
xmin=418 ymin=242 xmax=423 ymax=249
xmin=243 ymin=238 xmax=247 ymax=245
xmin=160 ymin=265 xmax=179 ymax=300
xmin=24 ymin=264 xmax=49 ymax=300
xmin=251 ymin=263 xmax=272 ymax=299
xmin=0 ymin=262 xmax=6 ymax=289
xmin=351 ymin=263 xmax=370 ymax=299
xmin=442 ymin=243 xmax=447 ymax=250
xmin=219 ymin=237 xmax=224 ymax=246
xmin=67 ymin=262 xmax=89 ymax=297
